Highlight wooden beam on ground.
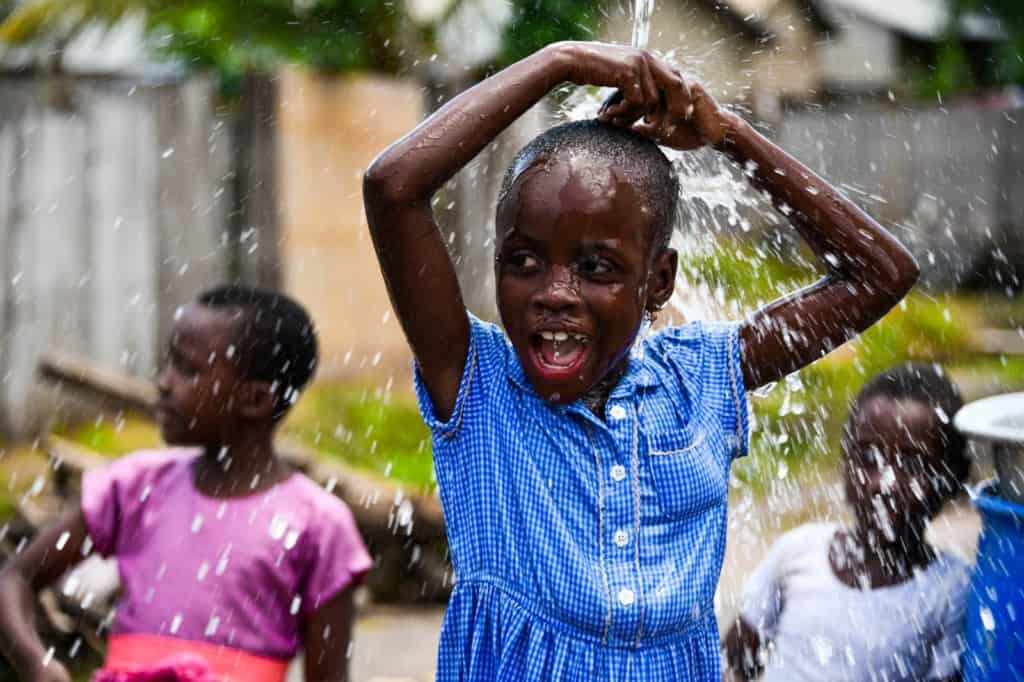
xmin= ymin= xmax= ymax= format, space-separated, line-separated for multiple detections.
xmin=38 ymin=351 xmax=155 ymax=416
xmin=970 ymin=328 xmax=1024 ymax=355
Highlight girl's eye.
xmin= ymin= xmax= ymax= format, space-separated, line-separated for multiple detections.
xmin=577 ymin=255 xmax=614 ymax=276
xmin=170 ymin=350 xmax=198 ymax=376
xmin=506 ymin=251 xmax=540 ymax=271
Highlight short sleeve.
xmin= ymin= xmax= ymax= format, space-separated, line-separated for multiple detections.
xmin=300 ymin=495 xmax=373 ymax=616
xmin=650 ymin=320 xmax=750 ymax=458
xmin=413 ymin=313 xmax=508 ymax=441
xmin=80 ymin=451 xmax=174 ymax=557
xmin=927 ymin=557 xmax=970 ymax=679
xmin=738 ymin=537 xmax=787 ymax=639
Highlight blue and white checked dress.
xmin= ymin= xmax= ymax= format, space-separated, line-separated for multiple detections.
xmin=414 ymin=314 xmax=749 ymax=681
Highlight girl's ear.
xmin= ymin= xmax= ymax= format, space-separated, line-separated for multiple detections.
xmin=238 ymin=380 xmax=276 ymax=420
xmin=647 ymin=247 xmax=678 ymax=313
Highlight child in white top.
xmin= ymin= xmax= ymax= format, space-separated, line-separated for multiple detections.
xmin=724 ymin=364 xmax=971 ymax=682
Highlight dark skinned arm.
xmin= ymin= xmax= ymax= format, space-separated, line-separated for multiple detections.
xmin=0 ymin=510 xmax=91 ymax=682
xmin=303 ymin=586 xmax=356 ymax=682
xmin=721 ymin=615 xmax=764 ymax=681
xmin=363 ymin=41 xmax=679 ymax=420
xmin=610 ymin=56 xmax=921 ymax=390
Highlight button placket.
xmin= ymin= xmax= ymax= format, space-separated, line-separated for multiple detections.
xmin=601 ymin=401 xmax=642 ymax=641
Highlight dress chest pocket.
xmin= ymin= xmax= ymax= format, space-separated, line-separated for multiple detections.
xmin=646 ymin=424 xmax=728 ymax=520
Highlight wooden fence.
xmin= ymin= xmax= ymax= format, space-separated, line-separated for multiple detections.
xmin=0 ymin=71 xmax=278 ymax=438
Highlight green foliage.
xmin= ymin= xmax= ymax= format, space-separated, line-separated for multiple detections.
xmin=913 ymin=39 xmax=977 ymax=99
xmin=284 ymin=383 xmax=436 ymax=490
xmin=496 ymin=0 xmax=597 ymax=69
xmin=0 ymin=0 xmax=405 ymax=76
xmin=911 ymin=0 xmax=1024 ymax=97
xmin=1 ymin=0 xmax=598 ymax=79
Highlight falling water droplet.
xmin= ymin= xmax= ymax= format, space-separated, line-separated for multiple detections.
xmin=981 ymin=607 xmax=995 ymax=631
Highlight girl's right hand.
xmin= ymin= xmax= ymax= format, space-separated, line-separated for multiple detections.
xmin=554 ymin=42 xmax=664 ymax=124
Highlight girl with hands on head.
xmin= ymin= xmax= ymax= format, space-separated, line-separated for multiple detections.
xmin=364 ymin=41 xmax=918 ymax=681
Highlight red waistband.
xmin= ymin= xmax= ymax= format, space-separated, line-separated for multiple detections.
xmin=103 ymin=633 xmax=289 ymax=682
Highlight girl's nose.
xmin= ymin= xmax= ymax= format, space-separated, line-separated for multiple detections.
xmin=534 ymin=265 xmax=581 ymax=313
xmin=156 ymin=367 xmax=172 ymax=395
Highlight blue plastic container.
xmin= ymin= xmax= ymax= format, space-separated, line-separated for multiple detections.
xmin=963 ymin=483 xmax=1024 ymax=681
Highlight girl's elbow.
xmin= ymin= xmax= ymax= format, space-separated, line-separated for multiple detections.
xmin=362 ymin=156 xmax=403 ymax=206
xmin=893 ymin=250 xmax=921 ymax=296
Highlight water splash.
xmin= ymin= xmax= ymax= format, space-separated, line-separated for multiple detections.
xmin=631 ymin=0 xmax=656 ymax=49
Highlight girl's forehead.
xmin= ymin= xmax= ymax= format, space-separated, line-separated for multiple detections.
xmin=171 ymin=304 xmax=240 ymax=352
xmin=498 ymin=155 xmax=652 ymax=245
xmin=846 ymin=396 xmax=943 ymax=454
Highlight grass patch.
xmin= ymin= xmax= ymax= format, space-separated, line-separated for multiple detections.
xmin=52 ymin=414 xmax=162 ymax=457
xmin=41 ymin=389 xmax=435 ymax=490
xmin=283 ymin=383 xmax=435 ymax=491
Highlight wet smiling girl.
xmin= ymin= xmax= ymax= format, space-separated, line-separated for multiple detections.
xmin=363 ymin=42 xmax=920 ymax=680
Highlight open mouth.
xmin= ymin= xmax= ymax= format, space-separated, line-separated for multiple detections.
xmin=530 ymin=330 xmax=590 ymax=378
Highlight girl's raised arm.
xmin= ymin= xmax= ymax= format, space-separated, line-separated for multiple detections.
xmin=617 ymin=58 xmax=920 ymax=390
xmin=719 ymin=115 xmax=919 ymax=388
xmin=363 ymin=42 xmax=672 ymax=420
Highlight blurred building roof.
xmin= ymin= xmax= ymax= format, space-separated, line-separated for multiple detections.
xmin=818 ymin=0 xmax=1006 ymax=42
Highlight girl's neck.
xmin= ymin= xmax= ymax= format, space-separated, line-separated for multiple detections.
xmin=192 ymin=437 xmax=291 ymax=499
xmin=582 ymin=359 xmax=629 ymax=418
xmin=829 ymin=525 xmax=935 ymax=590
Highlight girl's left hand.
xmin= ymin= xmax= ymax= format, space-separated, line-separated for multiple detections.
xmin=599 ymin=57 xmax=738 ymax=150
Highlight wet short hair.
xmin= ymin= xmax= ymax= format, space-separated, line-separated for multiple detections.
xmin=197 ymin=285 xmax=318 ymax=420
xmin=497 ymin=120 xmax=679 ymax=251
xmin=851 ymin=363 xmax=968 ymax=484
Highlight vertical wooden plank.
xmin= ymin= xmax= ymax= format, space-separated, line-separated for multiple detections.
xmin=153 ymin=76 xmax=231 ymax=353
xmin=5 ymin=82 xmax=90 ymax=435
xmin=235 ymin=74 xmax=281 ymax=289
xmin=87 ymin=80 xmax=160 ymax=381
xmin=0 ymin=82 xmax=25 ymax=436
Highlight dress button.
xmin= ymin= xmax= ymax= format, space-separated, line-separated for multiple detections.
xmin=618 ymin=588 xmax=636 ymax=607
xmin=609 ymin=405 xmax=627 ymax=420
xmin=613 ymin=529 xmax=629 ymax=547
xmin=610 ymin=465 xmax=627 ymax=482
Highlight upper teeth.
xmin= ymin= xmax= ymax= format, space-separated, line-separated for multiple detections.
xmin=540 ymin=331 xmax=585 ymax=342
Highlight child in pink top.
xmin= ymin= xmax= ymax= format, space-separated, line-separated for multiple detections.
xmin=0 ymin=286 xmax=372 ymax=682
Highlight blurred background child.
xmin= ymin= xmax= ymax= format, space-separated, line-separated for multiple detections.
xmin=0 ymin=286 xmax=372 ymax=682
xmin=724 ymin=363 xmax=971 ymax=682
